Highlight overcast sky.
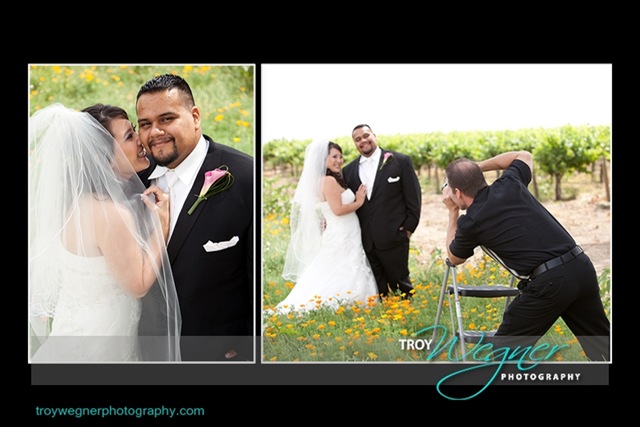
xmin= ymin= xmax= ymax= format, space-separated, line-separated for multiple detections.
xmin=260 ymin=63 xmax=612 ymax=144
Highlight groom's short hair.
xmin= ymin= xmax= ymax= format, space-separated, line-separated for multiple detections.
xmin=137 ymin=74 xmax=196 ymax=108
xmin=352 ymin=124 xmax=373 ymax=134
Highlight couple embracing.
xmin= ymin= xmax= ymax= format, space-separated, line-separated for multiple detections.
xmin=276 ymin=125 xmax=422 ymax=313
xmin=28 ymin=74 xmax=254 ymax=363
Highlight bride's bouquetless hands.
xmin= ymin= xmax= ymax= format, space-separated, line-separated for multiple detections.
xmin=142 ymin=185 xmax=170 ymax=241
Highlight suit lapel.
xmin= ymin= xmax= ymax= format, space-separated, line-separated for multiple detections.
xmin=167 ymin=136 xmax=223 ymax=261
xmin=346 ymin=157 xmax=362 ymax=188
xmin=370 ymin=150 xmax=386 ymax=200
xmin=354 ymin=156 xmax=364 ymax=186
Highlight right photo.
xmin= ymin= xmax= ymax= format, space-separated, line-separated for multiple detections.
xmin=261 ymin=63 xmax=612 ymax=364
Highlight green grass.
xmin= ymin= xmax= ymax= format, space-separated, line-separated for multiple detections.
xmin=28 ymin=64 xmax=254 ymax=157
xmin=262 ymin=179 xmax=612 ymax=363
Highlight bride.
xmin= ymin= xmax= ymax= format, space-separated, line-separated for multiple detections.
xmin=28 ymin=103 xmax=181 ymax=362
xmin=276 ymin=139 xmax=379 ymax=313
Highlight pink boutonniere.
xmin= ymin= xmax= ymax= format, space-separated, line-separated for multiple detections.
xmin=379 ymin=152 xmax=393 ymax=170
xmin=187 ymin=166 xmax=234 ymax=215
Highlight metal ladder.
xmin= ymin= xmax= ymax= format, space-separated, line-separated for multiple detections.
xmin=432 ymin=258 xmax=519 ymax=361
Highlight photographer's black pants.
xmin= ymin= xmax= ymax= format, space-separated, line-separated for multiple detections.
xmin=494 ymin=252 xmax=610 ymax=361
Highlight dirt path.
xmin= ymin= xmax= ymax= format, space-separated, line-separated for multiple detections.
xmin=412 ymin=188 xmax=612 ymax=276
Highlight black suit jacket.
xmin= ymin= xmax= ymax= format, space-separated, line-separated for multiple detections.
xmin=342 ymin=149 xmax=421 ymax=252
xmin=139 ymin=135 xmax=254 ymax=345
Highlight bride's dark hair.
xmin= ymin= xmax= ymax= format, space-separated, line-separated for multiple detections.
xmin=326 ymin=141 xmax=347 ymax=189
xmin=81 ymin=104 xmax=131 ymax=197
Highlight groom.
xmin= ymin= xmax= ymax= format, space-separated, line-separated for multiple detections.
xmin=342 ymin=124 xmax=422 ymax=298
xmin=136 ymin=73 xmax=254 ymax=361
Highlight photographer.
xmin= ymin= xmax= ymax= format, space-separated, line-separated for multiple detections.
xmin=441 ymin=150 xmax=610 ymax=361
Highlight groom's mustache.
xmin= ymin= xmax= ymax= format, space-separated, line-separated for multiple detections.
xmin=147 ymin=136 xmax=175 ymax=148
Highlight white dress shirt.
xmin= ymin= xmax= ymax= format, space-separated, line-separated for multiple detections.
xmin=148 ymin=136 xmax=209 ymax=239
xmin=358 ymin=147 xmax=381 ymax=200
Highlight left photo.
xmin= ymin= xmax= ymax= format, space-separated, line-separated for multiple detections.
xmin=28 ymin=64 xmax=256 ymax=363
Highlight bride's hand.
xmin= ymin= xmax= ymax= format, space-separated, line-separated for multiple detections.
xmin=355 ymin=184 xmax=367 ymax=205
xmin=141 ymin=185 xmax=170 ymax=241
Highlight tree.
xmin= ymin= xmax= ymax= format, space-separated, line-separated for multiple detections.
xmin=534 ymin=125 xmax=601 ymax=201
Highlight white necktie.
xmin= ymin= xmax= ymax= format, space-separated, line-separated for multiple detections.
xmin=164 ymin=170 xmax=179 ymax=238
xmin=359 ymin=157 xmax=376 ymax=200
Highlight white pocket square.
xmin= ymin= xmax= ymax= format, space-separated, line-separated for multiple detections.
xmin=203 ymin=236 xmax=239 ymax=252
xmin=387 ymin=176 xmax=400 ymax=183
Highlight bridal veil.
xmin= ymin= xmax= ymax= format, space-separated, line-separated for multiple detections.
xmin=28 ymin=103 xmax=181 ymax=362
xmin=281 ymin=139 xmax=330 ymax=282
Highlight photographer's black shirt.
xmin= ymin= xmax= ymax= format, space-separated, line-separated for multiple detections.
xmin=449 ymin=159 xmax=575 ymax=277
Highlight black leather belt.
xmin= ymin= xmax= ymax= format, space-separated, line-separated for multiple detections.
xmin=531 ymin=246 xmax=584 ymax=278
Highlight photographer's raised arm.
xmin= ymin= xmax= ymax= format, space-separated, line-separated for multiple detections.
xmin=477 ymin=150 xmax=533 ymax=173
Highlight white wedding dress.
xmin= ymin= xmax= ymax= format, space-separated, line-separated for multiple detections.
xmin=276 ymin=189 xmax=378 ymax=313
xmin=30 ymin=246 xmax=141 ymax=363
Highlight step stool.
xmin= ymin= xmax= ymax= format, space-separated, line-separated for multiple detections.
xmin=431 ymin=258 xmax=519 ymax=361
